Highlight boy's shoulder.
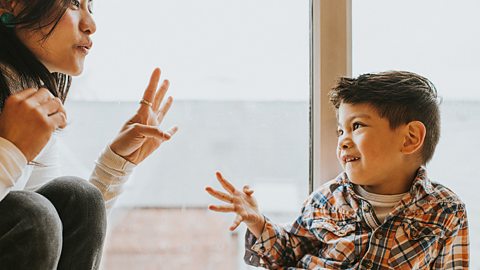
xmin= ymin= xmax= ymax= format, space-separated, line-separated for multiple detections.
xmin=422 ymin=180 xmax=466 ymax=211
xmin=411 ymin=167 xmax=466 ymax=210
xmin=305 ymin=173 xmax=353 ymax=209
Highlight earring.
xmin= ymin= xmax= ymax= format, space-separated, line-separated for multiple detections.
xmin=0 ymin=12 xmax=14 ymax=28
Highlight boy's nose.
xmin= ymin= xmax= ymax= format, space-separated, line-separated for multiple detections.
xmin=339 ymin=138 xmax=353 ymax=149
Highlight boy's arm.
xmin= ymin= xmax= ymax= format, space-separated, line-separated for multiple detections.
xmin=432 ymin=206 xmax=469 ymax=269
xmin=244 ymin=216 xmax=321 ymax=268
xmin=206 ymin=172 xmax=322 ymax=268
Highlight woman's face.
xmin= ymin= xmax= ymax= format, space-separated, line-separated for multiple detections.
xmin=14 ymin=0 xmax=96 ymax=76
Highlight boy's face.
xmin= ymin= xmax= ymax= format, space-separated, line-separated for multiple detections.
xmin=336 ymin=102 xmax=407 ymax=193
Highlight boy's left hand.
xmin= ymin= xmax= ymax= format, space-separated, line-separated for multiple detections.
xmin=206 ymin=172 xmax=265 ymax=236
xmin=109 ymin=68 xmax=178 ymax=165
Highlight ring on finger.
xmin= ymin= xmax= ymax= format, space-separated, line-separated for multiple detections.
xmin=140 ymin=99 xmax=153 ymax=107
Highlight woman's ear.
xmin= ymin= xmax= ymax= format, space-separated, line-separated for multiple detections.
xmin=401 ymin=121 xmax=426 ymax=155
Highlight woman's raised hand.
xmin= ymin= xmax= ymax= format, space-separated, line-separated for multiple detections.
xmin=206 ymin=172 xmax=266 ymax=236
xmin=0 ymin=88 xmax=67 ymax=162
xmin=109 ymin=68 xmax=178 ymax=165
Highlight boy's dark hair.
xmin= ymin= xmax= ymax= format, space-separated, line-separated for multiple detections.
xmin=329 ymin=71 xmax=440 ymax=164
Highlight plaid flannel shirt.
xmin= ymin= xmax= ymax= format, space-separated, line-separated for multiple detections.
xmin=244 ymin=167 xmax=469 ymax=269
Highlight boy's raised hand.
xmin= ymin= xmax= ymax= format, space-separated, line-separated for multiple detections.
xmin=206 ymin=172 xmax=266 ymax=237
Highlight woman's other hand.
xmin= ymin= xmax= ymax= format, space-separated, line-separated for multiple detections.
xmin=205 ymin=172 xmax=266 ymax=237
xmin=0 ymin=88 xmax=67 ymax=162
xmin=109 ymin=68 xmax=178 ymax=165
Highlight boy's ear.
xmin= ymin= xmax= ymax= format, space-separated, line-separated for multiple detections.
xmin=401 ymin=121 xmax=426 ymax=155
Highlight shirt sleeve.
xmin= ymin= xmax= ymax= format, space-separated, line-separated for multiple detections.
xmin=24 ymin=134 xmax=62 ymax=191
xmin=244 ymin=201 xmax=323 ymax=268
xmin=0 ymin=137 xmax=27 ymax=202
xmin=432 ymin=205 xmax=469 ymax=269
xmin=89 ymin=145 xmax=136 ymax=210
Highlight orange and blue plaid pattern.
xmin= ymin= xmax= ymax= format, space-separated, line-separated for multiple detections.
xmin=244 ymin=167 xmax=469 ymax=269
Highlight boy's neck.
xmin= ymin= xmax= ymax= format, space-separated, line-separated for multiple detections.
xmin=360 ymin=165 xmax=421 ymax=195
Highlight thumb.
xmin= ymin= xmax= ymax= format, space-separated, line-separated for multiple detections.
xmin=131 ymin=124 xmax=171 ymax=140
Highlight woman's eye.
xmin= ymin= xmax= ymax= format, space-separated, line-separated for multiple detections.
xmin=88 ymin=2 xmax=93 ymax=13
xmin=70 ymin=0 xmax=80 ymax=9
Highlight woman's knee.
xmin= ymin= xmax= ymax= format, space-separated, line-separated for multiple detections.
xmin=37 ymin=176 xmax=106 ymax=233
xmin=0 ymin=191 xmax=62 ymax=265
xmin=38 ymin=176 xmax=105 ymax=213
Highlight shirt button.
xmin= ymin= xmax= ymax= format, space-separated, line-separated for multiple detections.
xmin=375 ymin=232 xmax=384 ymax=239
xmin=362 ymin=204 xmax=371 ymax=212
xmin=363 ymin=259 xmax=373 ymax=269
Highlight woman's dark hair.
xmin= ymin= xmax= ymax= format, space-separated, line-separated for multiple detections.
xmin=329 ymin=71 xmax=441 ymax=164
xmin=0 ymin=0 xmax=72 ymax=109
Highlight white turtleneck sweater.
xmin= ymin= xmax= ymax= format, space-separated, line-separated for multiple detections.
xmin=0 ymin=134 xmax=135 ymax=210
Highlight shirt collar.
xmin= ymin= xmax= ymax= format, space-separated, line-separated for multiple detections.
xmin=337 ymin=166 xmax=434 ymax=201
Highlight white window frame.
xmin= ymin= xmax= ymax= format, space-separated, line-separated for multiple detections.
xmin=310 ymin=0 xmax=352 ymax=191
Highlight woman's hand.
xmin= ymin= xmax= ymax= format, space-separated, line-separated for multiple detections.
xmin=206 ymin=172 xmax=266 ymax=237
xmin=0 ymin=88 xmax=67 ymax=162
xmin=109 ymin=68 xmax=178 ymax=165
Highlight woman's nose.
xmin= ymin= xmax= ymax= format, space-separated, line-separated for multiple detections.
xmin=80 ymin=12 xmax=96 ymax=35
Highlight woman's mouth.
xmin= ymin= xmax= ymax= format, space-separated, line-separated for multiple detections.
xmin=76 ymin=46 xmax=90 ymax=55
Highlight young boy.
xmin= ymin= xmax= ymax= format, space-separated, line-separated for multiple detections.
xmin=205 ymin=71 xmax=469 ymax=269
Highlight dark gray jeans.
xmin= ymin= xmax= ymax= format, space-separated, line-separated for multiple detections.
xmin=0 ymin=176 xmax=107 ymax=270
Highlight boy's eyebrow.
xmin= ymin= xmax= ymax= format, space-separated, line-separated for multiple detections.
xmin=337 ymin=114 xmax=372 ymax=126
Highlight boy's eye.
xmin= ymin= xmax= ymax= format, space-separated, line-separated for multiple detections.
xmin=352 ymin=122 xmax=363 ymax=130
xmin=336 ymin=129 xmax=344 ymax=137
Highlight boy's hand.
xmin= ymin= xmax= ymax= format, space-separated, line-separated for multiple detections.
xmin=206 ymin=172 xmax=265 ymax=237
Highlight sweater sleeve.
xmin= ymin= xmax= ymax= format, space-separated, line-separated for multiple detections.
xmin=89 ymin=145 xmax=136 ymax=210
xmin=24 ymin=134 xmax=62 ymax=191
xmin=0 ymin=137 xmax=27 ymax=202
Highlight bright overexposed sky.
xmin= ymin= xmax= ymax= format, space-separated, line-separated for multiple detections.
xmin=70 ymin=0 xmax=480 ymax=101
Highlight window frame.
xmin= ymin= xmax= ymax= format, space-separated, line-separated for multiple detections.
xmin=310 ymin=0 xmax=351 ymax=191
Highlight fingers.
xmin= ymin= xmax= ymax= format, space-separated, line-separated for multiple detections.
xmin=141 ymin=68 xmax=161 ymax=109
xmin=230 ymin=215 xmax=243 ymax=231
xmin=29 ymin=88 xmax=55 ymax=105
xmin=205 ymin=186 xmax=233 ymax=203
xmin=165 ymin=126 xmax=178 ymax=137
xmin=215 ymin=171 xmax=236 ymax=194
xmin=40 ymin=97 xmax=63 ymax=116
xmin=14 ymin=88 xmax=38 ymax=100
xmin=48 ymin=111 xmax=68 ymax=129
xmin=243 ymin=185 xmax=254 ymax=196
xmin=153 ymin=79 xmax=169 ymax=111
xmin=131 ymin=124 xmax=172 ymax=140
xmin=208 ymin=204 xmax=235 ymax=213
xmin=156 ymin=96 xmax=173 ymax=123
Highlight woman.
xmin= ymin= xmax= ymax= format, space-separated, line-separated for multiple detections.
xmin=0 ymin=0 xmax=177 ymax=269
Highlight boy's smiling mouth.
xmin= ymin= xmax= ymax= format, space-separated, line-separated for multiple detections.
xmin=342 ymin=155 xmax=360 ymax=163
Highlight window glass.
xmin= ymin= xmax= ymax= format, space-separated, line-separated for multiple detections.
xmin=61 ymin=1 xmax=310 ymax=268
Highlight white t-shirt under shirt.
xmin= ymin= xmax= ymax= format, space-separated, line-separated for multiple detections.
xmin=354 ymin=184 xmax=407 ymax=223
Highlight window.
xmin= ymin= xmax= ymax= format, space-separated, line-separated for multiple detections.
xmin=353 ymin=1 xmax=479 ymax=268
xmin=61 ymin=1 xmax=310 ymax=268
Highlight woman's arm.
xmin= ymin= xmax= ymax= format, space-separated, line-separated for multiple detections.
xmin=89 ymin=145 xmax=135 ymax=210
xmin=0 ymin=137 xmax=27 ymax=201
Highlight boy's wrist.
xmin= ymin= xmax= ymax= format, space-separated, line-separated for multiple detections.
xmin=247 ymin=214 xmax=266 ymax=238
